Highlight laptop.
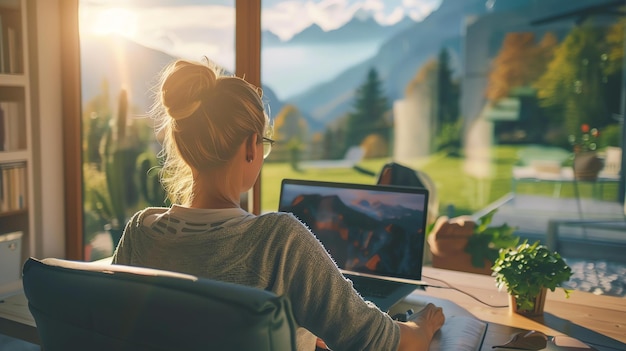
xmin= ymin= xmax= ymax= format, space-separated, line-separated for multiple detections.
xmin=278 ymin=179 xmax=429 ymax=311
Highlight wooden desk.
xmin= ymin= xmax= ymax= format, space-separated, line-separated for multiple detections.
xmin=416 ymin=267 xmax=626 ymax=351
xmin=1 ymin=266 xmax=624 ymax=350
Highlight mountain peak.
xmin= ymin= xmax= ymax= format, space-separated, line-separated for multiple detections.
xmin=353 ymin=8 xmax=375 ymax=22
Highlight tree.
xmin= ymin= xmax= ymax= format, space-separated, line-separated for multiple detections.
xmin=344 ymin=68 xmax=389 ymax=153
xmin=405 ymin=51 xmax=461 ymax=155
xmin=485 ymin=32 xmax=555 ymax=102
xmin=437 ymin=48 xmax=460 ymax=126
xmin=535 ymin=24 xmax=618 ymax=139
xmin=273 ymin=104 xmax=308 ymax=168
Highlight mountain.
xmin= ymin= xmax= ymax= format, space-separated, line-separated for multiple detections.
xmin=282 ymin=194 xmax=379 ymax=228
xmin=263 ymin=13 xmax=416 ymax=47
xmin=286 ymin=0 xmax=610 ymax=128
xmin=261 ymin=30 xmax=283 ymax=46
xmin=287 ymin=15 xmax=414 ymax=45
xmin=81 ymin=0 xmax=611 ymax=133
xmin=353 ymin=199 xmax=420 ymax=220
xmin=286 ymin=0 xmax=488 ymax=125
xmin=80 ymin=35 xmax=176 ymax=111
xmin=80 ymin=35 xmax=283 ymax=118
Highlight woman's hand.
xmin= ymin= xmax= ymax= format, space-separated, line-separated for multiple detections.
xmin=396 ymin=303 xmax=445 ymax=351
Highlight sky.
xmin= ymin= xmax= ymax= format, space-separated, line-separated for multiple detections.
xmin=79 ymin=0 xmax=443 ymax=65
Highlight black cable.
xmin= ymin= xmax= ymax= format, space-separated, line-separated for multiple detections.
xmin=422 ymin=274 xmax=509 ymax=308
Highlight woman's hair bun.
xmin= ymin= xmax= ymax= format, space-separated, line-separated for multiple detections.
xmin=160 ymin=59 xmax=218 ymax=121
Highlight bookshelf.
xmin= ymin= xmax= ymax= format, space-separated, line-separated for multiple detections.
xmin=0 ymin=0 xmax=32 ymax=298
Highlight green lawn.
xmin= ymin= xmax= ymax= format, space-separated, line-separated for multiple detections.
xmin=260 ymin=145 xmax=616 ymax=216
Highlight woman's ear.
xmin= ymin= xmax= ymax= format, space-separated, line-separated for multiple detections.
xmin=245 ymin=134 xmax=258 ymax=162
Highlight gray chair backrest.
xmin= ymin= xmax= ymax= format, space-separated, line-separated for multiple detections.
xmin=22 ymin=257 xmax=297 ymax=351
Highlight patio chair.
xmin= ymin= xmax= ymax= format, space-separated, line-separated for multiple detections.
xmin=299 ymin=146 xmax=365 ymax=170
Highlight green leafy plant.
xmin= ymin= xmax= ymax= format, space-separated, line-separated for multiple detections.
xmin=568 ymin=123 xmax=600 ymax=153
xmin=493 ymin=240 xmax=573 ymax=312
xmin=464 ymin=209 xmax=519 ymax=267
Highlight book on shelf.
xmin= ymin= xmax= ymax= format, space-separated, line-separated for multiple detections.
xmin=0 ymin=162 xmax=26 ymax=213
xmin=0 ymin=101 xmax=24 ymax=151
xmin=0 ymin=8 xmax=21 ymax=74
xmin=0 ymin=104 xmax=4 ymax=151
xmin=6 ymin=25 xmax=16 ymax=74
xmin=0 ymin=13 xmax=5 ymax=73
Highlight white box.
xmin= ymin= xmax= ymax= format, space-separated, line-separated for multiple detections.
xmin=0 ymin=231 xmax=23 ymax=286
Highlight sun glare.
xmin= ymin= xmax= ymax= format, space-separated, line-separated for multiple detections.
xmin=84 ymin=7 xmax=138 ymax=38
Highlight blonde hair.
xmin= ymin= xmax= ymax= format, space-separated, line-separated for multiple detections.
xmin=151 ymin=58 xmax=267 ymax=205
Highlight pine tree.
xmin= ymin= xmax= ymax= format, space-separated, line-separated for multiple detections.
xmin=437 ymin=48 xmax=459 ymax=126
xmin=344 ymin=68 xmax=389 ymax=152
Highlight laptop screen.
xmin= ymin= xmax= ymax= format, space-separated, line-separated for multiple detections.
xmin=279 ymin=179 xmax=429 ymax=282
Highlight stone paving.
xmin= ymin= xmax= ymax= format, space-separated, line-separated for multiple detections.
xmin=563 ymin=258 xmax=626 ymax=298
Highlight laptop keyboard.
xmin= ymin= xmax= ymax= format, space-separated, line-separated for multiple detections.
xmin=349 ymin=275 xmax=404 ymax=298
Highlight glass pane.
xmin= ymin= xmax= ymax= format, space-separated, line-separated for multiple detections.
xmin=261 ymin=0 xmax=625 ymax=295
xmin=79 ymin=0 xmax=235 ymax=261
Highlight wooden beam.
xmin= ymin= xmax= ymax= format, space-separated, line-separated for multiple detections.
xmin=236 ymin=0 xmax=262 ymax=215
xmin=60 ymin=0 xmax=83 ymax=260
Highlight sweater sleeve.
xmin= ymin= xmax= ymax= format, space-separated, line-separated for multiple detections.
xmin=269 ymin=213 xmax=401 ymax=351
xmin=111 ymin=210 xmax=143 ymax=265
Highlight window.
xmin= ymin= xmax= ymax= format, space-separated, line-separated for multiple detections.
xmin=260 ymin=0 xmax=625 ymax=288
xmin=72 ymin=1 xmax=626 ymax=285
xmin=78 ymin=0 xmax=236 ymax=260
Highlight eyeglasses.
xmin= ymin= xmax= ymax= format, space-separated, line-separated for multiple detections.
xmin=262 ymin=136 xmax=275 ymax=159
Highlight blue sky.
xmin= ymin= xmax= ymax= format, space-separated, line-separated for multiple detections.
xmin=80 ymin=0 xmax=442 ymax=63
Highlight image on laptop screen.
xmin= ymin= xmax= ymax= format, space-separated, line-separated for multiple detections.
xmin=279 ymin=179 xmax=429 ymax=282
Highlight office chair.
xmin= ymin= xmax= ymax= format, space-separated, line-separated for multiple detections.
xmin=22 ymin=257 xmax=297 ymax=351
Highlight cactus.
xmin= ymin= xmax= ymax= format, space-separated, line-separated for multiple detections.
xmin=102 ymin=90 xmax=140 ymax=237
xmin=136 ymin=151 xmax=168 ymax=207
xmin=96 ymin=89 xmax=170 ymax=247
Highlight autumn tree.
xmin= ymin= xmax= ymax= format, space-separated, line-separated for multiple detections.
xmin=486 ymin=32 xmax=556 ymax=102
xmin=272 ymin=104 xmax=308 ymax=168
xmin=344 ymin=68 xmax=389 ymax=154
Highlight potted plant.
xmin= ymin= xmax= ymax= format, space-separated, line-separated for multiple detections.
xmin=464 ymin=210 xmax=519 ymax=268
xmin=492 ymin=240 xmax=573 ymax=316
xmin=428 ymin=210 xmax=519 ymax=275
xmin=569 ymin=124 xmax=603 ymax=180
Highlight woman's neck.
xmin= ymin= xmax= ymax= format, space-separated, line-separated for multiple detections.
xmin=189 ymin=167 xmax=242 ymax=209
xmin=189 ymin=194 xmax=240 ymax=209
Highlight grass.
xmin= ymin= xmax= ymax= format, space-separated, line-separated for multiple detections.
xmin=260 ymin=145 xmax=618 ymax=216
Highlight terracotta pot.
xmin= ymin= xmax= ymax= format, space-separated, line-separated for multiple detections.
xmin=508 ymin=287 xmax=547 ymax=317
xmin=573 ymin=152 xmax=603 ymax=181
xmin=428 ymin=216 xmax=492 ymax=275
xmin=431 ymin=251 xmax=493 ymax=275
xmin=427 ymin=216 xmax=475 ymax=256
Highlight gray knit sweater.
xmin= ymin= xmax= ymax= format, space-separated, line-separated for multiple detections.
xmin=112 ymin=207 xmax=400 ymax=351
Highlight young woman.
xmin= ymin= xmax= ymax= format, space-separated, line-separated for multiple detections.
xmin=112 ymin=58 xmax=444 ymax=351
